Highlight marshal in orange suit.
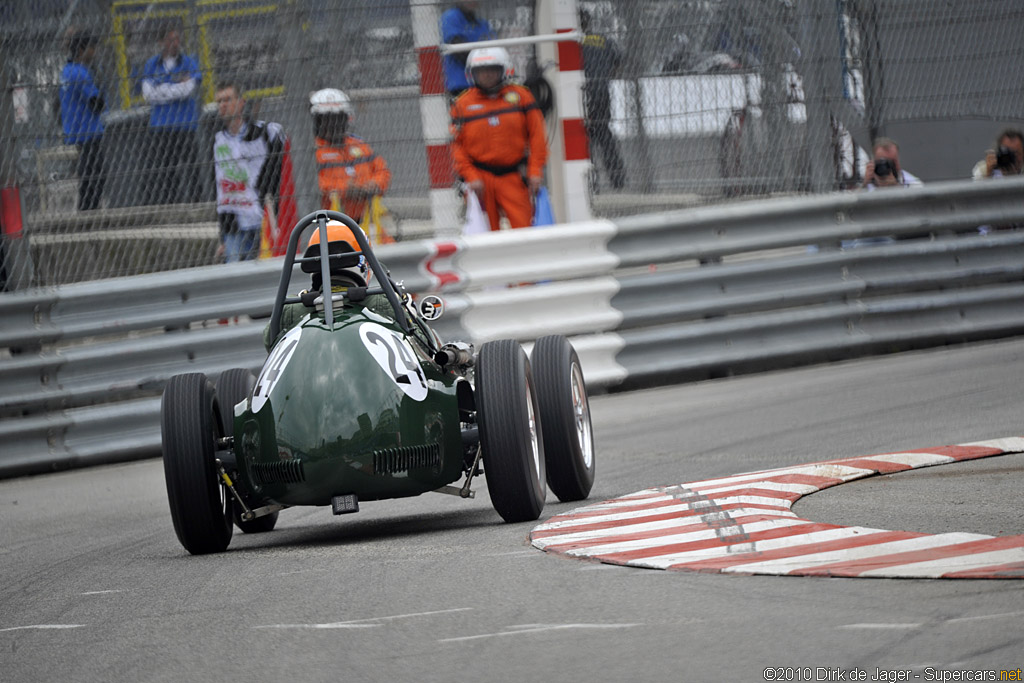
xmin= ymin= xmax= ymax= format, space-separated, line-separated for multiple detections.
xmin=309 ymin=88 xmax=391 ymax=224
xmin=450 ymin=47 xmax=548 ymax=231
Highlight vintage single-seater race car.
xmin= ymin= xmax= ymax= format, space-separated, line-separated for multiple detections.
xmin=161 ymin=211 xmax=595 ymax=555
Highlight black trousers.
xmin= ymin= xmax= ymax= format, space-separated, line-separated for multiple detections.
xmin=584 ymin=84 xmax=625 ymax=189
xmin=146 ymin=128 xmax=198 ymax=205
xmin=76 ymin=138 xmax=104 ymax=211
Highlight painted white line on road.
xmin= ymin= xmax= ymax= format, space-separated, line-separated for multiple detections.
xmin=837 ymin=611 xmax=1024 ymax=632
xmin=0 ymin=625 xmax=85 ymax=633
xmin=438 ymin=623 xmax=641 ymax=643
xmin=944 ymin=610 xmax=1024 ymax=624
xmin=483 ymin=550 xmax=544 ymax=557
xmin=81 ymin=590 xmax=126 ymax=595
xmin=254 ymin=607 xmax=474 ymax=629
xmin=253 ymin=623 xmax=381 ymax=630
xmin=836 ymin=623 xmax=922 ymax=630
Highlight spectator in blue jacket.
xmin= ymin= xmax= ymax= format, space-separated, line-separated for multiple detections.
xmin=60 ymin=31 xmax=106 ymax=211
xmin=141 ymin=24 xmax=202 ymax=204
xmin=440 ymin=1 xmax=494 ymax=98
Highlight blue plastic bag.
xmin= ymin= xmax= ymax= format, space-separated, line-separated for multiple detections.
xmin=532 ymin=186 xmax=554 ymax=227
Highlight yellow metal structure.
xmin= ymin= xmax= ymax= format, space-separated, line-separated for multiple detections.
xmin=110 ymin=0 xmax=282 ymax=111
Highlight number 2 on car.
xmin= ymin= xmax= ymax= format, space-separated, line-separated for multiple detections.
xmin=359 ymin=322 xmax=429 ymax=401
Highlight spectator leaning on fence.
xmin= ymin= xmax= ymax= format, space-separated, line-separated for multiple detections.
xmin=440 ymin=1 xmax=495 ymax=98
xmin=213 ymin=82 xmax=285 ymax=263
xmin=450 ymin=47 xmax=549 ymax=232
xmin=971 ymin=128 xmax=1024 ymax=180
xmin=60 ymin=31 xmax=106 ymax=211
xmin=579 ymin=9 xmax=625 ymax=191
xmin=141 ymin=25 xmax=202 ymax=205
xmin=310 ymin=88 xmax=391 ymax=224
xmin=862 ymin=137 xmax=922 ymax=191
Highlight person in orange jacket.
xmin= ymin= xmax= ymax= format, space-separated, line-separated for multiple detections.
xmin=310 ymin=88 xmax=391 ymax=223
xmin=450 ymin=47 xmax=549 ymax=231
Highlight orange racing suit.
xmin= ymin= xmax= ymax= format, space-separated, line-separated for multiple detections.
xmin=450 ymin=83 xmax=548 ymax=231
xmin=315 ymin=134 xmax=391 ymax=222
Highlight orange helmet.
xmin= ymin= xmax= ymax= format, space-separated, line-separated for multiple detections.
xmin=306 ymin=220 xmax=360 ymax=251
xmin=302 ymin=220 xmax=370 ymax=286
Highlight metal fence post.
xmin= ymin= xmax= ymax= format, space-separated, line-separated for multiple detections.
xmin=798 ymin=0 xmax=842 ymax=193
xmin=277 ymin=0 xmax=319 ymax=222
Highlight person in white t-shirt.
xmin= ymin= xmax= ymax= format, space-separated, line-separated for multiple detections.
xmin=213 ymin=82 xmax=285 ymax=262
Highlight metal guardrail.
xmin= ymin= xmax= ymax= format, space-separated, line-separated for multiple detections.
xmin=2 ymin=178 xmax=1023 ymax=478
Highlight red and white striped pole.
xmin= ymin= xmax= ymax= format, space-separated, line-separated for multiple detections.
xmin=537 ymin=0 xmax=591 ymax=223
xmin=410 ymin=0 xmax=462 ymax=237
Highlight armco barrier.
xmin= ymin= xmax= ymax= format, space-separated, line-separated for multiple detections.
xmin=2 ymin=178 xmax=1024 ymax=477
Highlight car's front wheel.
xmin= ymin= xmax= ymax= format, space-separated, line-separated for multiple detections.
xmin=476 ymin=339 xmax=546 ymax=523
xmin=162 ymin=373 xmax=232 ymax=555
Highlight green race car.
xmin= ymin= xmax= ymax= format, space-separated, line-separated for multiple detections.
xmin=160 ymin=211 xmax=595 ymax=555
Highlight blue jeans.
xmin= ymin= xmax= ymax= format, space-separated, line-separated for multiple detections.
xmin=224 ymin=229 xmax=260 ymax=262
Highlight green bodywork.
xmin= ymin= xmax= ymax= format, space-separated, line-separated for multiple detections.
xmin=233 ymin=303 xmax=465 ymax=507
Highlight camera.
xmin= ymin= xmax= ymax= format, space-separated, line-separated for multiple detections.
xmin=995 ymin=145 xmax=1017 ymax=170
xmin=873 ymin=158 xmax=895 ymax=178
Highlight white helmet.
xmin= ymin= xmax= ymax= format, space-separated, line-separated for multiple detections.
xmin=309 ymin=88 xmax=353 ymax=116
xmin=465 ymin=47 xmax=513 ymax=89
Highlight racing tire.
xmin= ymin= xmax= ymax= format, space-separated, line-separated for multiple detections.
xmin=476 ymin=339 xmax=546 ymax=523
xmin=532 ymin=335 xmax=596 ymax=502
xmin=216 ymin=369 xmax=279 ymax=534
xmin=161 ymin=373 xmax=233 ymax=555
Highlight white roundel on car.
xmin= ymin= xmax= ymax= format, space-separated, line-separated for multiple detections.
xmin=251 ymin=325 xmax=303 ymax=413
xmin=359 ymin=322 xmax=429 ymax=401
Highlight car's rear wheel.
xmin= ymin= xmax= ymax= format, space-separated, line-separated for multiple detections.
xmin=162 ymin=373 xmax=232 ymax=555
xmin=216 ymin=368 xmax=279 ymax=534
xmin=532 ymin=335 xmax=595 ymax=502
xmin=476 ymin=339 xmax=546 ymax=522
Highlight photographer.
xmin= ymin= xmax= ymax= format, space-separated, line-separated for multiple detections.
xmin=862 ymin=137 xmax=922 ymax=191
xmin=971 ymin=129 xmax=1024 ymax=179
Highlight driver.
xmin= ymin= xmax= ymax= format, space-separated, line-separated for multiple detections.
xmin=263 ymin=221 xmax=392 ymax=351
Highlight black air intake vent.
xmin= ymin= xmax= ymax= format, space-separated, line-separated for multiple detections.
xmin=252 ymin=460 xmax=305 ymax=484
xmin=373 ymin=443 xmax=441 ymax=474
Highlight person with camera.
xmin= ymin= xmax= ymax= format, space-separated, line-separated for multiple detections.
xmin=862 ymin=137 xmax=922 ymax=191
xmin=971 ymin=129 xmax=1024 ymax=180
xmin=842 ymin=137 xmax=921 ymax=248
xmin=971 ymin=130 xmax=1023 ymax=233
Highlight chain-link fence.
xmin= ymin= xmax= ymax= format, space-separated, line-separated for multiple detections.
xmin=2 ymin=0 xmax=1022 ymax=288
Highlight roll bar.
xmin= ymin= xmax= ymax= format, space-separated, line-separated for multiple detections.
xmin=268 ymin=210 xmax=412 ymax=344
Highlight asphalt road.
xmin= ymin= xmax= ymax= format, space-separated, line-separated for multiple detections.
xmin=2 ymin=338 xmax=1023 ymax=683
